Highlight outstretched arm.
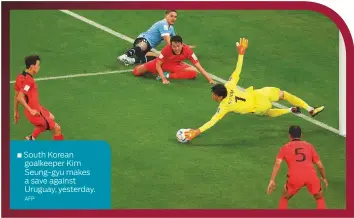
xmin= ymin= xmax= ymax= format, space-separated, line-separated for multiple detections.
xmin=186 ymin=51 xmax=215 ymax=84
xmin=185 ymin=107 xmax=228 ymax=141
xmin=225 ymin=38 xmax=248 ymax=89
xmin=193 ymin=62 xmax=215 ymax=84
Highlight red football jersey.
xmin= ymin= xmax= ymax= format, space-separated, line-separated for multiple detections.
xmin=276 ymin=139 xmax=320 ymax=177
xmin=14 ymin=72 xmax=41 ymax=111
xmin=158 ymin=44 xmax=199 ymax=65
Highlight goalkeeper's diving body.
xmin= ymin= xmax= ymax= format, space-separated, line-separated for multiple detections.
xmin=185 ymin=38 xmax=324 ymax=141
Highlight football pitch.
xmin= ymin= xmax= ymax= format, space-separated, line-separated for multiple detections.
xmin=10 ymin=10 xmax=346 ymax=209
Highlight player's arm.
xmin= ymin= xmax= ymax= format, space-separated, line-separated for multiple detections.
xmin=269 ymin=158 xmax=283 ymax=182
xmin=315 ymin=160 xmax=327 ymax=186
xmin=14 ymin=90 xmax=20 ymax=124
xmin=14 ymin=90 xmax=19 ymax=112
xmin=162 ymin=35 xmax=171 ymax=45
xmin=194 ymin=62 xmax=214 ymax=83
xmin=312 ymin=147 xmax=328 ymax=187
xmin=17 ymin=92 xmax=32 ymax=112
xmin=155 ymin=46 xmax=170 ymax=84
xmin=225 ymin=38 xmax=248 ymax=89
xmin=267 ymin=148 xmax=284 ymax=195
xmin=156 ymin=58 xmax=169 ymax=84
xmin=17 ymin=83 xmax=39 ymax=116
xmin=185 ymin=107 xmax=228 ymax=140
xmin=158 ymin=24 xmax=173 ymax=46
xmin=188 ymin=52 xmax=215 ymax=84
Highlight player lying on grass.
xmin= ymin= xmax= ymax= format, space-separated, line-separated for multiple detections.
xmin=185 ymin=38 xmax=324 ymax=141
xmin=132 ymin=35 xmax=215 ymax=85
xmin=118 ymin=10 xmax=195 ymax=66
xmin=267 ymin=125 xmax=328 ymax=209
xmin=14 ymin=55 xmax=64 ymax=140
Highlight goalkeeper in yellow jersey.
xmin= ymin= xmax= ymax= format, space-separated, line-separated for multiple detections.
xmin=185 ymin=38 xmax=324 ymax=141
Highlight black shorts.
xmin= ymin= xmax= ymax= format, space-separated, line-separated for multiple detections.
xmin=133 ymin=37 xmax=152 ymax=57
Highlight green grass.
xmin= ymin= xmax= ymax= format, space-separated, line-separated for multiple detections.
xmin=10 ymin=10 xmax=345 ymax=209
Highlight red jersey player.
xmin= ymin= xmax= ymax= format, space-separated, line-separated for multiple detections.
xmin=267 ymin=125 xmax=328 ymax=209
xmin=132 ymin=35 xmax=215 ymax=85
xmin=14 ymin=55 xmax=64 ymax=140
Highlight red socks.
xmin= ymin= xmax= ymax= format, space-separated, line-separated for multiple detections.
xmin=170 ymin=70 xmax=197 ymax=79
xmin=53 ymin=134 xmax=64 ymax=140
xmin=32 ymin=127 xmax=46 ymax=138
xmin=316 ymin=197 xmax=326 ymax=209
xmin=278 ymin=197 xmax=288 ymax=209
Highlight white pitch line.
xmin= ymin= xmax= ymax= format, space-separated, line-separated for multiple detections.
xmin=60 ymin=10 xmax=343 ymax=137
xmin=9 ymin=69 xmax=132 ymax=84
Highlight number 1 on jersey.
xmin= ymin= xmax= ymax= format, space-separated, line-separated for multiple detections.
xmin=235 ymin=96 xmax=246 ymax=103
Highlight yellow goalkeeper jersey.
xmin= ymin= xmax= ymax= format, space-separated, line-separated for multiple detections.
xmin=198 ymin=55 xmax=260 ymax=133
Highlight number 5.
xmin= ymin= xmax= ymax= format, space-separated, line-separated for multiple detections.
xmin=295 ymin=148 xmax=306 ymax=162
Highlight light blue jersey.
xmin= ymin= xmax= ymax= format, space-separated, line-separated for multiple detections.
xmin=138 ymin=19 xmax=176 ymax=48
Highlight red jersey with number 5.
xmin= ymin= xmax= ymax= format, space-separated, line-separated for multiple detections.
xmin=276 ymin=139 xmax=320 ymax=177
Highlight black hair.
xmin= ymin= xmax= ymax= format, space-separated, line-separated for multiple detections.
xmin=289 ymin=125 xmax=302 ymax=138
xmin=170 ymin=35 xmax=183 ymax=44
xmin=211 ymin=84 xmax=227 ymax=99
xmin=166 ymin=10 xmax=177 ymax=14
xmin=25 ymin=55 xmax=40 ymax=69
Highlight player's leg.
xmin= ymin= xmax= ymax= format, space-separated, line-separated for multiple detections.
xmin=26 ymin=110 xmax=56 ymax=140
xmin=313 ymin=191 xmax=326 ymax=209
xmin=25 ymin=126 xmax=46 ymax=140
xmin=41 ymin=107 xmax=55 ymax=120
xmin=265 ymin=108 xmax=301 ymax=117
xmin=51 ymin=122 xmax=64 ymax=140
xmin=160 ymin=63 xmax=197 ymax=80
xmin=255 ymin=87 xmax=300 ymax=117
xmin=41 ymin=108 xmax=64 ymax=140
xmin=24 ymin=111 xmax=47 ymax=140
xmin=252 ymin=95 xmax=290 ymax=117
xmin=280 ymin=89 xmax=324 ymax=117
xmin=134 ymin=42 xmax=157 ymax=64
xmin=278 ymin=178 xmax=302 ymax=209
xmin=135 ymin=53 xmax=156 ymax=65
xmin=278 ymin=184 xmax=295 ymax=209
xmin=254 ymin=87 xmax=281 ymax=102
xmin=118 ymin=38 xmax=149 ymax=66
xmin=306 ymin=177 xmax=326 ymax=209
xmin=132 ymin=59 xmax=158 ymax=76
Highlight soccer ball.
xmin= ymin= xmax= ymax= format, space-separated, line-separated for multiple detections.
xmin=176 ymin=128 xmax=191 ymax=143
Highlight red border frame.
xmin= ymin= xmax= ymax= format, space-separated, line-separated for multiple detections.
xmin=2 ymin=1 xmax=353 ymax=217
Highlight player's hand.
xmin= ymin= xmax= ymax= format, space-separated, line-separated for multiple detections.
xmin=209 ymin=79 xmax=216 ymax=84
xmin=188 ymin=45 xmax=196 ymax=49
xmin=236 ymin=38 xmax=248 ymax=55
xmin=322 ymin=178 xmax=328 ymax=188
xmin=162 ymin=79 xmax=170 ymax=84
xmin=30 ymin=109 xmax=40 ymax=116
xmin=185 ymin=129 xmax=201 ymax=141
xmin=267 ymin=180 xmax=276 ymax=195
xmin=14 ymin=110 xmax=20 ymax=124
